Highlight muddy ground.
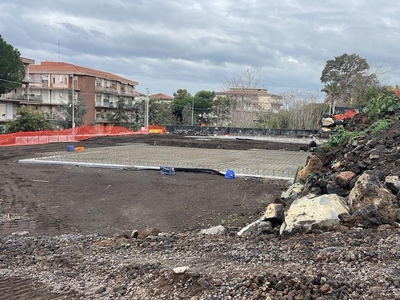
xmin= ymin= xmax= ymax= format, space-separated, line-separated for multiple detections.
xmin=0 ymin=134 xmax=305 ymax=238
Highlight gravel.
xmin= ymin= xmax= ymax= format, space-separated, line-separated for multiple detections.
xmin=1 ymin=226 xmax=399 ymax=299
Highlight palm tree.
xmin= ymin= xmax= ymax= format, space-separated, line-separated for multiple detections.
xmin=322 ymin=82 xmax=339 ymax=114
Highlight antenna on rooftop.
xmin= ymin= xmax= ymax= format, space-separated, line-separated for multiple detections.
xmin=58 ymin=40 xmax=60 ymax=62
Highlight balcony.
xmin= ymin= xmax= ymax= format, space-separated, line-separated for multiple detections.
xmin=29 ymin=82 xmax=74 ymax=90
xmin=121 ymin=89 xmax=136 ymax=97
xmin=4 ymin=94 xmax=43 ymax=102
xmin=95 ymin=101 xmax=114 ymax=108
xmin=95 ymin=85 xmax=135 ymax=97
xmin=21 ymin=76 xmax=32 ymax=84
xmin=10 ymin=94 xmax=43 ymax=105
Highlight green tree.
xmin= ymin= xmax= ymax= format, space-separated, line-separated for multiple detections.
xmin=320 ymin=53 xmax=378 ymax=107
xmin=321 ymin=82 xmax=339 ymax=114
xmin=0 ymin=35 xmax=25 ymax=94
xmin=148 ymin=99 xmax=174 ymax=125
xmin=125 ymin=98 xmax=141 ymax=130
xmin=108 ymin=97 xmax=130 ymax=126
xmin=171 ymin=89 xmax=193 ymax=124
xmin=6 ymin=106 xmax=53 ymax=133
xmin=55 ymin=97 xmax=88 ymax=129
xmin=193 ymin=90 xmax=214 ymax=124
xmin=256 ymin=109 xmax=290 ymax=129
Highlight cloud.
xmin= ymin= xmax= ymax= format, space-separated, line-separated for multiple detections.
xmin=1 ymin=0 xmax=399 ymax=96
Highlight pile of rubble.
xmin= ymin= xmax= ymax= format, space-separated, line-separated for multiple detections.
xmin=239 ymin=115 xmax=400 ymax=237
xmin=319 ymin=108 xmax=358 ymax=136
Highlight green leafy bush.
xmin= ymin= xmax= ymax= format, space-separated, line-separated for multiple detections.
xmin=365 ymin=92 xmax=400 ymax=120
xmin=326 ymin=125 xmax=357 ymax=147
xmin=325 ymin=119 xmax=390 ymax=149
xmin=6 ymin=106 xmax=53 ymax=133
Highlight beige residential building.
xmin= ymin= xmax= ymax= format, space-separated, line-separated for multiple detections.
xmin=0 ymin=57 xmax=36 ymax=127
xmin=215 ymin=88 xmax=282 ymax=112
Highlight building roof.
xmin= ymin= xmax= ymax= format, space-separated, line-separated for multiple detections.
xmin=150 ymin=93 xmax=173 ymax=100
xmin=216 ymin=88 xmax=281 ymax=98
xmin=30 ymin=61 xmax=138 ymax=86
xmin=21 ymin=57 xmax=35 ymax=65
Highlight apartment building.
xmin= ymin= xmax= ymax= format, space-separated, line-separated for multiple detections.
xmin=0 ymin=60 xmax=139 ymax=127
xmin=0 ymin=57 xmax=36 ymax=127
xmin=215 ymin=88 xmax=282 ymax=112
xmin=29 ymin=61 xmax=139 ymax=125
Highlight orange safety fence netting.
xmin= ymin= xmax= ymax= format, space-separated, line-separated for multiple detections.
xmin=334 ymin=109 xmax=357 ymax=121
xmin=394 ymin=89 xmax=400 ymax=100
xmin=0 ymin=124 xmax=166 ymax=147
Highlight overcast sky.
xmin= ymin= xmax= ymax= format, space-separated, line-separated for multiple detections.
xmin=1 ymin=1 xmax=399 ymax=96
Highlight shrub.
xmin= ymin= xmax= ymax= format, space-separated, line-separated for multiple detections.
xmin=365 ymin=91 xmax=400 ymax=120
xmin=6 ymin=106 xmax=53 ymax=133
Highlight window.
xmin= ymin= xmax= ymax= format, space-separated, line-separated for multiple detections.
xmin=64 ymin=77 xmax=67 ymax=84
xmin=52 ymin=77 xmax=55 ymax=84
xmin=95 ymin=94 xmax=101 ymax=106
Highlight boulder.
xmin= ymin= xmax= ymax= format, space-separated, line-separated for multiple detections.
xmin=384 ymin=175 xmax=400 ymax=195
xmin=173 ymin=266 xmax=189 ymax=274
xmin=281 ymin=183 xmax=304 ymax=201
xmin=321 ymin=117 xmax=335 ymax=127
xmin=200 ymin=225 xmax=225 ymax=235
xmin=297 ymin=156 xmax=324 ymax=182
xmin=340 ymin=204 xmax=400 ymax=228
xmin=335 ymin=171 xmax=356 ymax=188
xmin=262 ymin=203 xmax=284 ymax=224
xmin=257 ymin=221 xmax=274 ymax=234
xmin=320 ymin=127 xmax=331 ymax=133
xmin=348 ymin=171 xmax=398 ymax=225
xmin=326 ymin=181 xmax=348 ymax=196
xmin=331 ymin=161 xmax=343 ymax=172
xmin=282 ymin=194 xmax=349 ymax=234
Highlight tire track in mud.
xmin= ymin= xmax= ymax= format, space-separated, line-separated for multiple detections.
xmin=0 ymin=169 xmax=75 ymax=300
xmin=0 ymin=276 xmax=74 ymax=300
xmin=0 ymin=170 xmax=73 ymax=237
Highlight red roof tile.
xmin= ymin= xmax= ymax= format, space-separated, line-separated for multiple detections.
xmin=30 ymin=61 xmax=138 ymax=86
xmin=150 ymin=93 xmax=173 ymax=100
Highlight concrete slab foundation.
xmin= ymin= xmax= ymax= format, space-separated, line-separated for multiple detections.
xmin=19 ymin=143 xmax=311 ymax=180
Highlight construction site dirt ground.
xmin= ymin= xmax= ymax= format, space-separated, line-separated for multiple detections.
xmin=0 ymin=134 xmax=312 ymax=238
